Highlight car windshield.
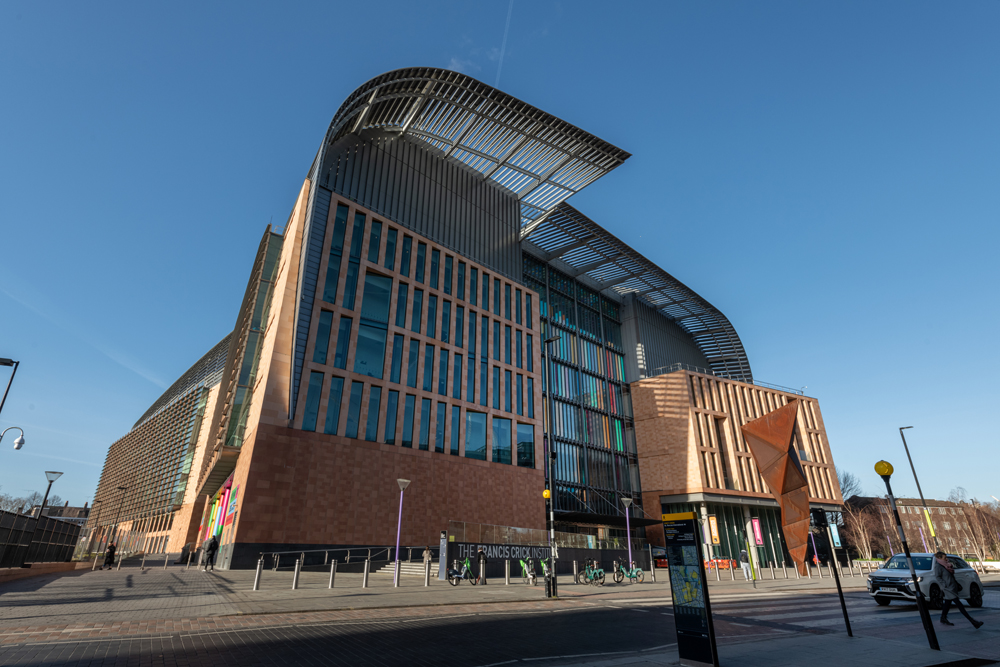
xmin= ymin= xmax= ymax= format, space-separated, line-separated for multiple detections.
xmin=883 ymin=555 xmax=932 ymax=571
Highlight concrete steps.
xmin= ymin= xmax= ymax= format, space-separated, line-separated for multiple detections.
xmin=373 ymin=562 xmax=437 ymax=576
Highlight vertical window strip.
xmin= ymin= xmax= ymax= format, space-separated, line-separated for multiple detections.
xmin=419 ymin=398 xmax=431 ymax=450
xmin=456 ymin=261 xmax=465 ymax=300
xmin=450 ymin=406 xmax=461 ymax=455
xmin=333 ymin=317 xmax=352 ymax=370
xmin=443 ymin=255 xmax=452 ymax=294
xmin=324 ymin=377 xmax=344 ymax=435
xmin=384 ymin=390 xmax=399 ymax=444
xmin=364 ymin=386 xmax=382 ymax=442
xmin=345 ymin=381 xmax=364 ymax=438
xmin=302 ymin=371 xmax=324 ymax=432
xmin=438 ymin=350 xmax=448 ymax=396
xmin=453 ymin=355 xmax=463 ymax=400
xmin=435 ymin=402 xmax=446 ymax=453
xmin=384 ymin=228 xmax=397 ymax=271
xmin=313 ymin=311 xmax=333 ymax=364
xmin=430 ymin=249 xmax=440 ymax=289
xmin=402 ymin=395 xmax=415 ymax=447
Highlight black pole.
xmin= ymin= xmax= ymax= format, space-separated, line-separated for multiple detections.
xmin=24 ymin=479 xmax=54 ymax=565
xmin=898 ymin=428 xmax=939 ymax=551
xmin=0 ymin=360 xmax=20 ymax=419
xmin=880 ymin=474 xmax=939 ymax=651
xmin=814 ymin=510 xmax=852 ymax=637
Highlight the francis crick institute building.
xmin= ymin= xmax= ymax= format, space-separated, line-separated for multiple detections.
xmin=90 ymin=68 xmax=844 ymax=572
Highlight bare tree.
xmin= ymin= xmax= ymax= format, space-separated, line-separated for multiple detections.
xmin=0 ymin=492 xmax=21 ymax=513
xmin=837 ymin=468 xmax=863 ymax=501
xmin=841 ymin=501 xmax=879 ymax=560
xmin=47 ymin=494 xmax=64 ymax=508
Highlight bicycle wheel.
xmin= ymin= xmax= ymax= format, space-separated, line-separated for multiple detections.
xmin=469 ymin=573 xmax=478 ymax=586
xmin=448 ymin=574 xmax=459 ymax=586
xmin=597 ymin=571 xmax=605 ymax=586
xmin=613 ymin=570 xmax=624 ymax=584
xmin=522 ymin=572 xmax=529 ymax=585
xmin=635 ymin=570 xmax=644 ymax=584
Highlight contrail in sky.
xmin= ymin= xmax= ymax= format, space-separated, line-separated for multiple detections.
xmin=495 ymin=0 xmax=514 ymax=87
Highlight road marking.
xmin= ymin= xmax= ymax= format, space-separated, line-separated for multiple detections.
xmin=523 ymin=651 xmax=632 ymax=662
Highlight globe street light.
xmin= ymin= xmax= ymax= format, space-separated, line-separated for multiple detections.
xmin=0 ymin=426 xmax=25 ymax=451
xmin=394 ymin=478 xmax=411 ymax=587
xmin=898 ymin=427 xmax=939 ymax=550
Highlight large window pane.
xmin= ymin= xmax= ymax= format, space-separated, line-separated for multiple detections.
xmin=465 ymin=411 xmax=487 ymax=460
xmin=390 ymin=334 xmax=404 ymax=384
xmin=395 ymin=284 xmax=408 ymax=327
xmin=342 ymin=262 xmax=359 ymax=310
xmin=349 ymin=212 xmax=365 ymax=259
xmin=400 ymin=236 xmax=412 ymax=277
xmin=468 ymin=312 xmax=477 ymax=355
xmin=493 ymin=366 xmax=500 ymax=409
xmin=354 ymin=325 xmax=387 ymax=379
xmin=365 ymin=386 xmax=382 ymax=442
xmin=322 ymin=251 xmax=341 ymax=303
xmin=402 ymin=394 xmax=415 ymax=447
xmin=438 ymin=349 xmax=448 ymax=396
xmin=384 ymin=228 xmax=397 ymax=271
xmin=516 ymin=330 xmax=522 ymax=369
xmin=480 ymin=361 xmax=488 ymax=406
xmin=505 ymin=283 xmax=511 ymax=320
xmin=467 ymin=360 xmax=475 ymax=403
xmin=360 ymin=273 xmax=392 ymax=326
xmin=333 ymin=316 xmax=352 ymax=369
xmin=451 ymin=406 xmax=461 ymax=455
xmin=470 ymin=268 xmax=478 ymax=306
xmin=423 ymin=344 xmax=434 ymax=391
xmin=384 ymin=390 xmax=399 ymax=444
xmin=493 ymin=321 xmax=500 ymax=360
xmin=505 ymin=369 xmax=512 ymax=413
xmin=515 ymin=289 xmax=522 ymax=325
xmin=324 ymin=376 xmax=344 ymax=434
xmin=516 ymin=374 xmax=523 ymax=416
xmin=313 ymin=311 xmax=333 ymax=364
xmin=457 ymin=262 xmax=465 ymax=301
xmin=367 ymin=220 xmax=382 ymax=263
xmin=302 ymin=371 xmax=324 ymax=432
xmin=527 ymin=377 xmax=534 ymax=418
xmin=492 ymin=417 xmax=512 ymax=465
xmin=406 ymin=339 xmax=419 ymax=388
xmin=419 ymin=398 xmax=431 ymax=450
xmin=453 ymin=355 xmax=463 ymax=400
xmin=526 ymin=334 xmax=533 ymax=372
xmin=517 ymin=423 xmax=534 ymax=468
xmin=505 ymin=325 xmax=511 ymax=364
xmin=430 ymin=249 xmax=439 ymax=289
xmin=441 ymin=301 xmax=451 ymax=344
xmin=411 ymin=289 xmax=423 ymax=333
xmin=345 ymin=381 xmax=364 ymax=438
xmin=482 ymin=273 xmax=490 ymax=311
xmin=493 ymin=278 xmax=501 ymax=316
xmin=455 ymin=306 xmax=464 ymax=348
xmin=427 ymin=295 xmax=437 ymax=339
xmin=444 ymin=256 xmax=453 ymax=295
xmin=526 ymin=294 xmax=533 ymax=329
xmin=435 ymin=402 xmax=446 ymax=453
xmin=415 ymin=243 xmax=426 ymax=283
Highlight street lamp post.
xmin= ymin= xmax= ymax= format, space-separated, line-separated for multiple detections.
xmin=898 ymin=426 xmax=939 ymax=551
xmin=0 ymin=426 xmax=26 ymax=451
xmin=621 ymin=497 xmax=633 ymax=568
xmin=875 ymin=460 xmax=939 ymax=651
xmin=25 ymin=471 xmax=63 ymax=564
xmin=110 ymin=486 xmax=128 ymax=546
xmin=394 ymin=478 xmax=411 ymax=587
xmin=0 ymin=358 xmax=20 ymax=419
xmin=542 ymin=334 xmax=561 ymax=598
xmin=88 ymin=501 xmax=104 ymax=568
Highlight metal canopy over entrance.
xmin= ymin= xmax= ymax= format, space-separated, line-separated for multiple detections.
xmin=323 ymin=67 xmax=631 ymax=235
xmin=523 ymin=203 xmax=754 ymax=383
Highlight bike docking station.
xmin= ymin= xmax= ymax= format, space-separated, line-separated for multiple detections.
xmin=663 ymin=512 xmax=718 ymax=667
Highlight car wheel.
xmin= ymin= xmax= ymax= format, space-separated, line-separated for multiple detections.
xmin=874 ymin=596 xmax=891 ymax=606
xmin=968 ymin=583 xmax=984 ymax=608
xmin=928 ymin=584 xmax=944 ymax=610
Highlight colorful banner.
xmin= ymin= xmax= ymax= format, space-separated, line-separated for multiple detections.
xmin=751 ymin=518 xmax=764 ymax=546
xmin=708 ymin=515 xmax=721 ymax=545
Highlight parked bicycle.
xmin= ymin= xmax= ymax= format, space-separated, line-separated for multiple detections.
xmin=520 ymin=557 xmax=537 ymax=586
xmin=579 ymin=558 xmax=605 ymax=586
xmin=618 ymin=559 xmax=643 ymax=584
xmin=447 ymin=557 xmax=478 ymax=586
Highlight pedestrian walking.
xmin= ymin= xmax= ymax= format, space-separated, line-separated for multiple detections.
xmin=934 ymin=551 xmax=983 ymax=629
xmin=477 ymin=547 xmax=488 ymax=585
xmin=103 ymin=543 xmax=117 ymax=570
xmin=422 ymin=546 xmax=432 ymax=567
xmin=739 ymin=549 xmax=752 ymax=581
xmin=203 ymin=535 xmax=219 ymax=572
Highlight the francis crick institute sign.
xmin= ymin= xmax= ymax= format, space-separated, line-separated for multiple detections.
xmin=448 ymin=542 xmax=552 ymax=562
xmin=662 ymin=512 xmax=719 ymax=667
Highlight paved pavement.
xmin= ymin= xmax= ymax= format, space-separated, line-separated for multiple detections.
xmin=0 ymin=562 xmax=996 ymax=666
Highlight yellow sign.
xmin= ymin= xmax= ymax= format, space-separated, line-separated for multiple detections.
xmin=924 ymin=508 xmax=937 ymax=537
xmin=708 ymin=516 xmax=721 ymax=545
xmin=662 ymin=512 xmax=696 ymax=522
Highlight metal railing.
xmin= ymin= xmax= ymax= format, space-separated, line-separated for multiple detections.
xmin=258 ymin=546 xmax=442 ymax=571
xmin=0 ymin=509 xmax=82 ymax=568
xmin=651 ymin=363 xmax=804 ymax=395
xmin=447 ymin=521 xmax=648 ymax=551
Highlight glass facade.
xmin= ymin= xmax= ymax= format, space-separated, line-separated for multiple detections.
xmin=524 ymin=253 xmax=640 ymax=522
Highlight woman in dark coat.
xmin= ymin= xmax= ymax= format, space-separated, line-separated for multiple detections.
xmin=103 ymin=543 xmax=116 ymax=570
xmin=933 ymin=551 xmax=983 ymax=628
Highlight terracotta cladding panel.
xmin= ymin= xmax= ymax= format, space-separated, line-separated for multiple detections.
xmin=232 ymin=423 xmax=544 ymax=547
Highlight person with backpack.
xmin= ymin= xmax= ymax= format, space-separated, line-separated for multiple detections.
xmin=203 ymin=535 xmax=219 ymax=572
xmin=739 ymin=549 xmax=752 ymax=581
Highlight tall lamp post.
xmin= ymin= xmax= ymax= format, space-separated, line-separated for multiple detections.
xmin=875 ymin=460 xmax=939 ymax=651
xmin=25 ymin=471 xmax=63 ymax=564
xmin=621 ymin=497 xmax=633 ymax=567
xmin=110 ymin=486 xmax=128 ymax=546
xmin=542 ymin=334 xmax=561 ymax=598
xmin=88 ymin=500 xmax=104 ymax=568
xmin=0 ymin=426 xmax=26 ymax=451
xmin=0 ymin=358 xmax=20 ymax=419
xmin=394 ymin=478 xmax=411 ymax=587
xmin=898 ymin=426 xmax=939 ymax=551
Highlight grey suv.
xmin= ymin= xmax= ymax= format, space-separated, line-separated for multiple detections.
xmin=867 ymin=553 xmax=984 ymax=608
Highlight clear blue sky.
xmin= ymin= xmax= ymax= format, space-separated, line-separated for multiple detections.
xmin=2 ymin=1 xmax=998 ymax=507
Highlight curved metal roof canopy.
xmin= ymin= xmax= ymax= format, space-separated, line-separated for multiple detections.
xmin=323 ymin=68 xmax=630 ymax=235
xmin=524 ymin=204 xmax=754 ymax=383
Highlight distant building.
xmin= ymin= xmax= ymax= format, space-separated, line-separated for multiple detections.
xmin=31 ymin=501 xmax=91 ymax=526
xmin=846 ymin=495 xmax=991 ymax=557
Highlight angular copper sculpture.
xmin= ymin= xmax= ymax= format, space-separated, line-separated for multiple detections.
xmin=741 ymin=400 xmax=811 ymax=575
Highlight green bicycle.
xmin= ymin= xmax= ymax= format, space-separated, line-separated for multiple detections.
xmin=579 ymin=558 xmax=606 ymax=586
xmin=613 ymin=559 xmax=644 ymax=584
xmin=447 ymin=557 xmax=478 ymax=586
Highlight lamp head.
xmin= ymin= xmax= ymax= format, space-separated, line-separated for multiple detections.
xmin=874 ymin=460 xmax=894 ymax=480
xmin=542 ymin=489 xmax=551 ymax=499
xmin=45 ymin=471 xmax=63 ymax=483
xmin=397 ymin=478 xmax=411 ymax=491
xmin=621 ymin=497 xmax=633 ymax=508
xmin=545 ymin=336 xmax=561 ymax=344
xmin=13 ymin=435 xmax=24 ymax=450
xmin=900 ymin=426 xmax=913 ymax=431
xmin=0 ymin=358 xmax=15 ymax=367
